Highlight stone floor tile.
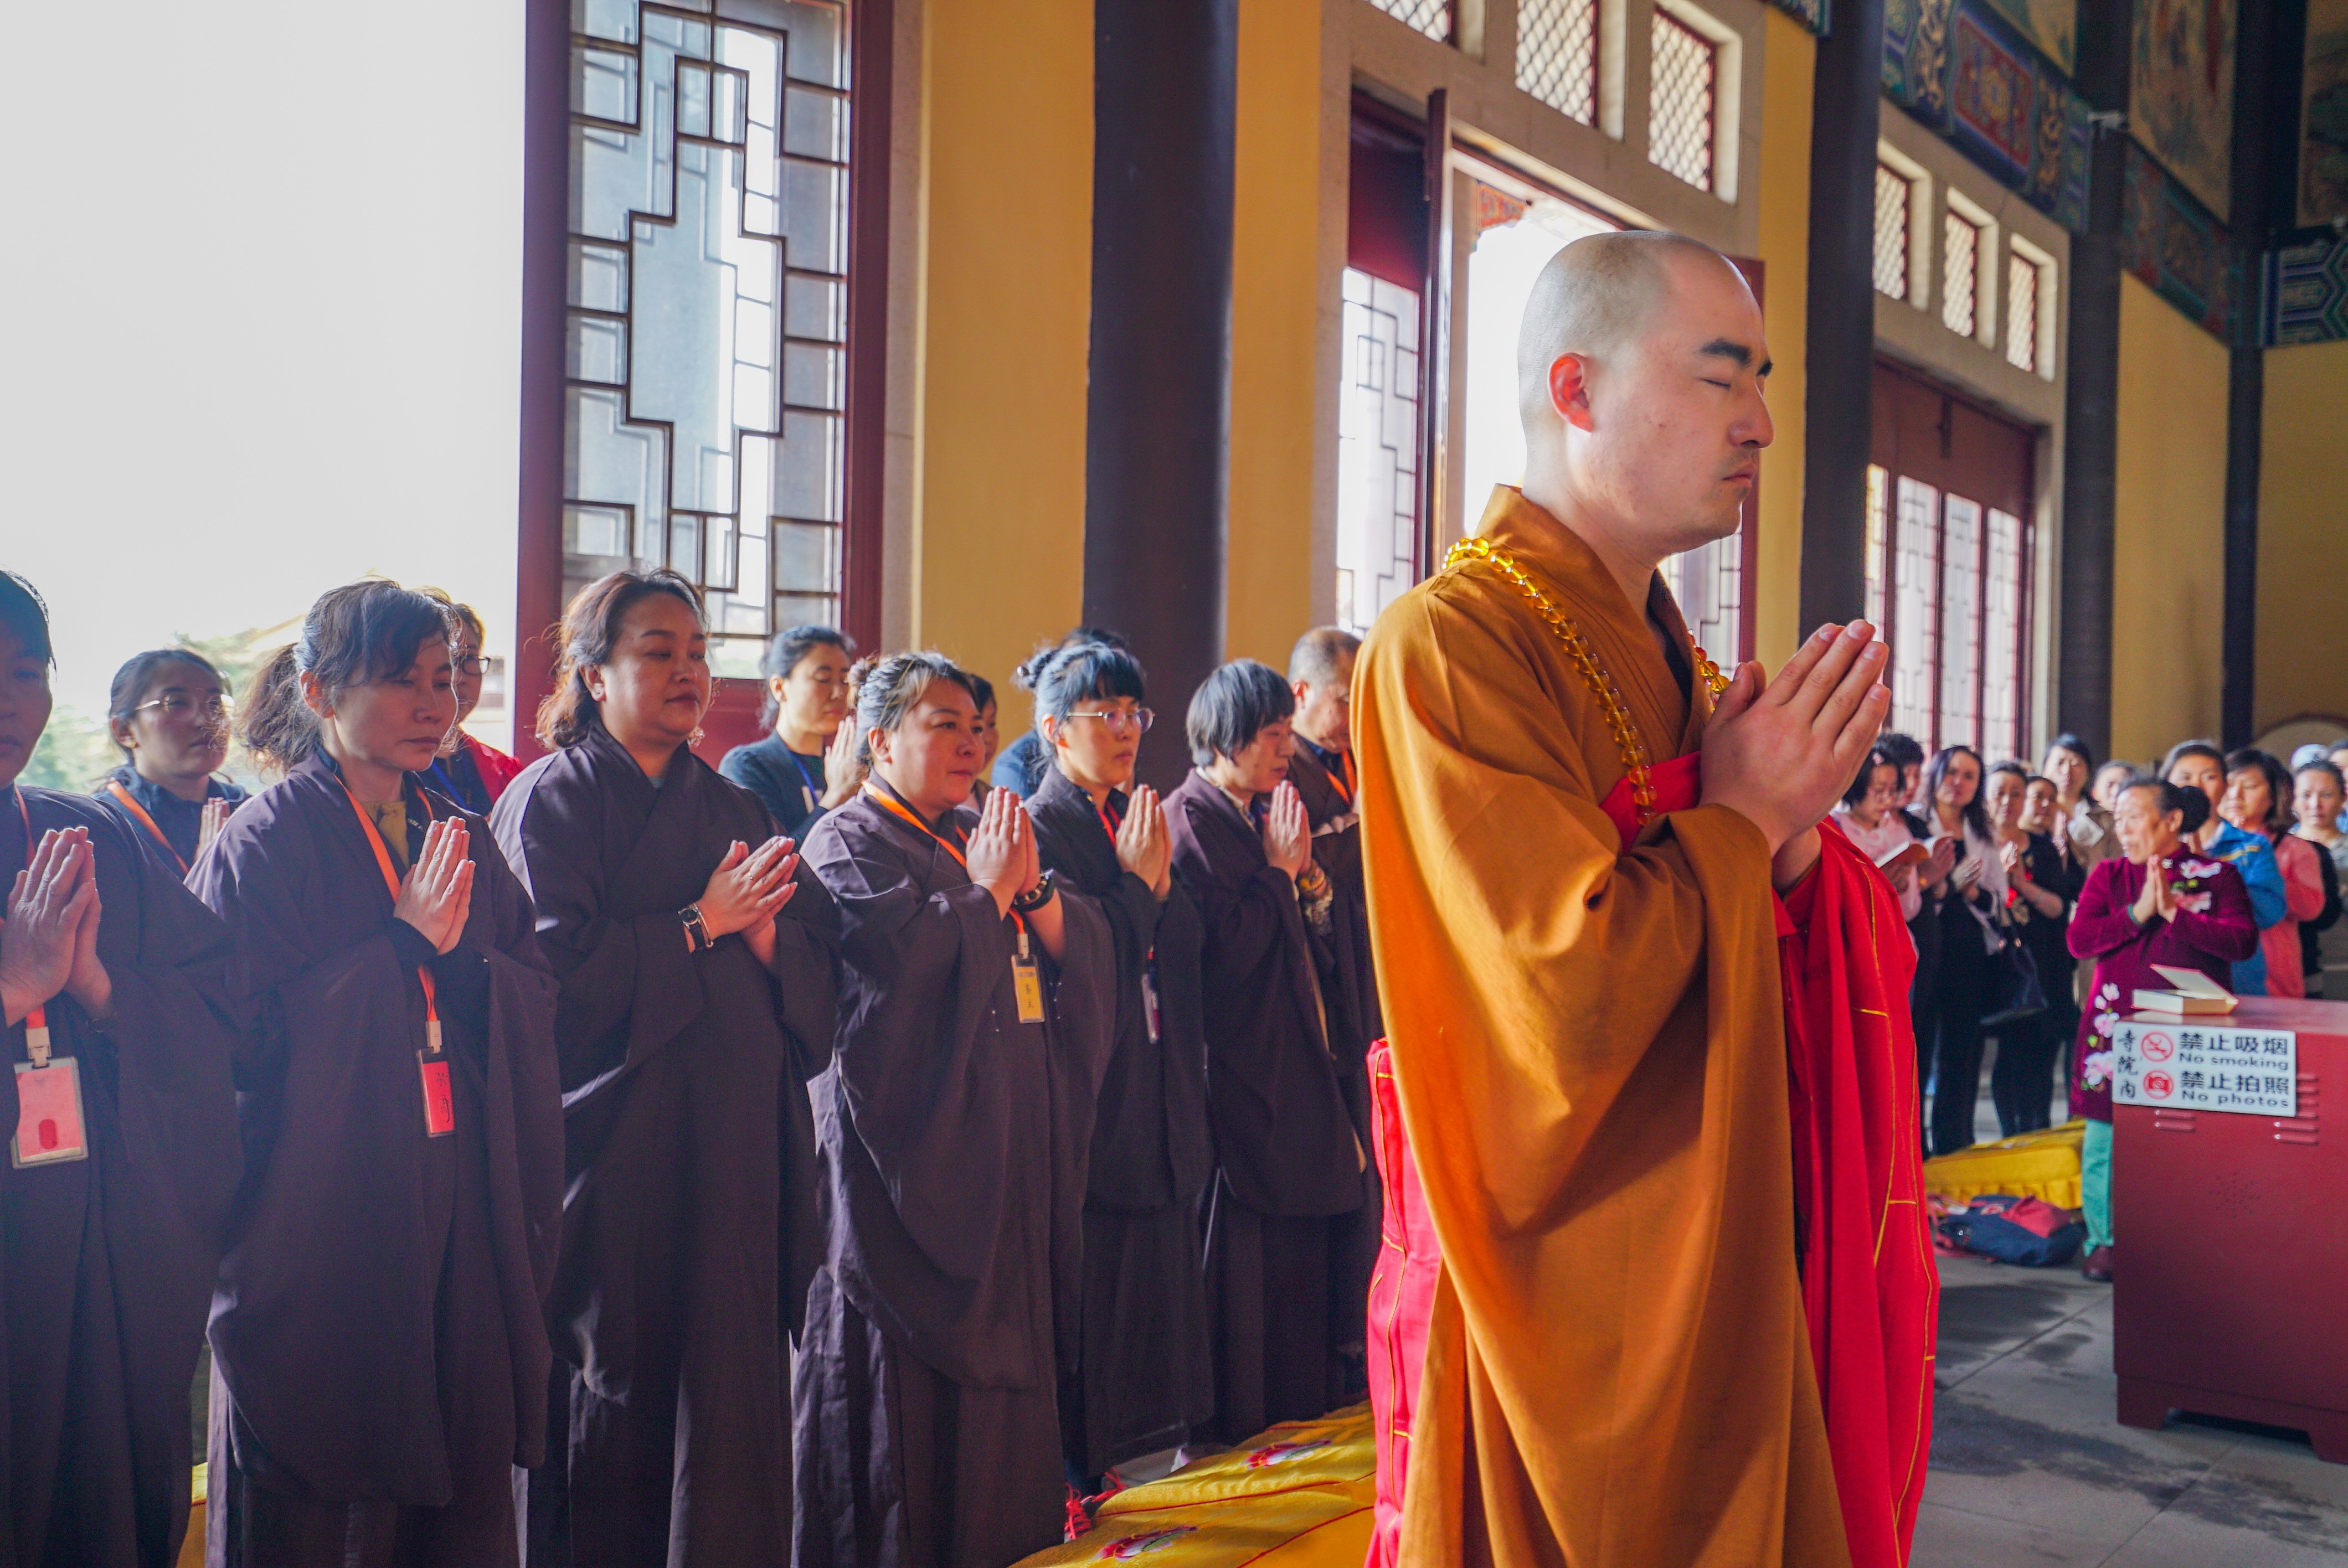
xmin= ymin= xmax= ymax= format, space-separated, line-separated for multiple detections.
xmin=1909 ymin=1500 xmax=2116 ymax=1567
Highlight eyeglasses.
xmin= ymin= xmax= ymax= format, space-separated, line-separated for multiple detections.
xmin=454 ymin=656 xmax=486 ymax=679
xmin=136 ymin=694 xmax=231 ymax=721
xmin=1063 ymin=708 xmax=1154 ymax=736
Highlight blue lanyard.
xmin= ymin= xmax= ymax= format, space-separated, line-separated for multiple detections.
xmin=786 ymin=748 xmax=822 ymax=812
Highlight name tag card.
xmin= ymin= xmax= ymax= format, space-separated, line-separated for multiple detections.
xmin=2112 ymin=1020 xmax=2297 ymax=1117
xmin=419 ymin=1055 xmax=456 ymax=1138
xmin=13 ymin=1058 xmax=89 ymax=1167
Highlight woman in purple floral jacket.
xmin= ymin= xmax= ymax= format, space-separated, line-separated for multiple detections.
xmin=2068 ymin=777 xmax=2259 ymax=1282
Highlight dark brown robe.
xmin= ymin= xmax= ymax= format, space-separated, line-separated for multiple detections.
xmin=490 ymin=724 xmax=839 ymax=1567
xmin=1 ymin=786 xmax=241 ymax=1568
xmin=1163 ymin=770 xmax=1364 ymax=1442
xmin=1025 ymin=767 xmax=1213 ymax=1478
xmin=189 ymin=756 xmax=563 ymax=1568
xmin=794 ymin=787 xmax=1115 ymax=1568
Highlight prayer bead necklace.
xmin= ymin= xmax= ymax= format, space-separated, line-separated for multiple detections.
xmin=1445 ymin=536 xmax=1729 ymax=827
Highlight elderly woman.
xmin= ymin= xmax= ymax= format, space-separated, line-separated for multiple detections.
xmin=2068 ymin=778 xmax=2257 ymax=1283
xmin=1166 ymin=659 xmax=1366 ymax=1443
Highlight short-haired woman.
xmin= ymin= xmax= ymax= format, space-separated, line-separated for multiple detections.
xmin=2164 ymin=741 xmax=2287 ymax=994
xmin=193 ymin=579 xmax=563 ymax=1566
xmin=2294 ymin=759 xmax=2348 ymax=995
xmin=795 ymin=652 xmax=1115 ymax=1568
xmin=1831 ymin=746 xmax=1923 ymax=926
xmin=93 ymin=647 xmax=246 ymax=874
xmin=491 ymin=571 xmax=838 ymax=1565
xmin=2222 ymin=747 xmax=2335 ymax=1000
xmin=1019 ymin=641 xmax=1213 ymax=1494
xmin=719 ymin=623 xmax=859 ymax=839
xmin=0 ymin=573 xmax=241 ymax=1568
xmin=1166 ymin=658 xmax=1367 ymax=1443
xmin=2041 ymin=733 xmax=2117 ymax=874
xmin=2068 ymin=778 xmax=2258 ymax=1282
xmin=418 ymin=594 xmax=523 ymax=814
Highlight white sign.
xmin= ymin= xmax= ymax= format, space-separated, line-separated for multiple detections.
xmin=2111 ymin=1020 xmax=2298 ymax=1117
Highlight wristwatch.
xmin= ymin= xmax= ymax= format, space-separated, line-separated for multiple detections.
xmin=1011 ymin=871 xmax=1059 ymax=914
xmin=679 ymin=903 xmax=713 ymax=952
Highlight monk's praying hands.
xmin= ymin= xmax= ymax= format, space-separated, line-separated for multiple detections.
xmin=1701 ymin=617 xmax=1890 ymax=886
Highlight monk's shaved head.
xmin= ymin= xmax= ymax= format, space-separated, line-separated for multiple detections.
xmin=1516 ymin=231 xmax=1750 ymax=431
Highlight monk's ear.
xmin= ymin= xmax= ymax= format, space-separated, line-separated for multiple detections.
xmin=1548 ymin=352 xmax=1597 ymax=433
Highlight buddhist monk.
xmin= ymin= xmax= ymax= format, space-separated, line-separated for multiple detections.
xmin=1356 ymin=232 xmax=1935 ymax=1567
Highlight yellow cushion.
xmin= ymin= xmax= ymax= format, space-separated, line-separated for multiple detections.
xmin=1013 ymin=1405 xmax=1374 ymax=1566
xmin=1922 ymin=1118 xmax=2087 ymax=1209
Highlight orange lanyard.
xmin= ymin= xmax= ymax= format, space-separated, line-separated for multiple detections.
xmin=5 ymin=790 xmax=49 ymax=1063
xmin=341 ymin=782 xmax=441 ymax=1051
xmin=106 ymin=781 xmax=188 ymax=876
xmin=864 ymin=782 xmax=1026 ymax=937
xmin=1325 ymin=749 xmax=1356 ymax=805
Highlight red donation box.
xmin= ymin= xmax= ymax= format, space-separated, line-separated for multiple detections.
xmin=2111 ymin=996 xmax=2347 ymax=1461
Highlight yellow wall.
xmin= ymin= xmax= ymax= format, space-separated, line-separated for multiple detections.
xmin=2109 ymin=274 xmax=2229 ymax=761
xmin=910 ymin=0 xmax=1093 ymax=725
xmin=1227 ymin=0 xmax=1327 ymax=669
xmin=1752 ymin=8 xmax=1813 ymax=673
xmin=2257 ymin=337 xmax=2348 ymax=730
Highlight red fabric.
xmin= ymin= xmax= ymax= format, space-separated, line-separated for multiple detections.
xmin=1778 ymin=815 xmax=1938 ymax=1568
xmin=466 ymin=734 xmax=524 ymax=804
xmin=1363 ymin=1040 xmax=1437 ymax=1568
xmin=1364 ymin=759 xmax=1936 ymax=1567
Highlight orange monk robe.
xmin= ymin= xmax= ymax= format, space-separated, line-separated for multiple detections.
xmin=1355 ymin=486 xmax=1850 ymax=1567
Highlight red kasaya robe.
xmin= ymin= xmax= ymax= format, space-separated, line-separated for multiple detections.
xmin=1367 ymin=752 xmax=1936 ymax=1568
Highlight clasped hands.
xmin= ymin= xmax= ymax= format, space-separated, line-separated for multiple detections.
xmin=1 ymin=827 xmax=112 ymax=1027
xmin=1701 ymin=620 xmax=1891 ymax=890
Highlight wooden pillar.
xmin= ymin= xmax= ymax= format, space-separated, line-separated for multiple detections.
xmin=2054 ymin=0 xmax=2130 ymax=759
xmin=511 ymin=0 xmax=569 ymax=762
xmin=1797 ymin=0 xmax=1887 ymax=628
xmin=1084 ymin=0 xmax=1238 ymax=791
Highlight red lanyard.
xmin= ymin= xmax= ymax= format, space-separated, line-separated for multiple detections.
xmin=4 ymin=791 xmax=48 ymax=1062
xmin=341 ymin=782 xmax=441 ymax=1051
xmin=105 ymin=781 xmax=188 ymax=876
xmin=864 ymin=782 xmax=1026 ymax=936
xmin=1096 ymin=794 xmax=1122 ymax=842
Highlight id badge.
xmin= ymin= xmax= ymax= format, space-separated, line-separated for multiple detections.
xmin=1012 ymin=959 xmax=1047 ymax=1024
xmin=419 ymin=1054 xmax=456 ymax=1138
xmin=13 ymin=1058 xmax=89 ymax=1167
xmin=1141 ymin=964 xmax=1162 ymax=1044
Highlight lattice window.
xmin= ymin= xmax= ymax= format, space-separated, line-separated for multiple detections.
xmin=1517 ymin=0 xmax=1599 ymax=126
xmin=1891 ymin=477 xmax=1941 ymax=745
xmin=1981 ymin=507 xmax=2025 ymax=761
xmin=1337 ymin=268 xmax=1424 ymax=636
xmin=1664 ymin=533 xmax=1743 ymax=667
xmin=1943 ymin=212 xmax=1980 ymax=337
xmin=1863 ymin=463 xmax=1889 ymax=626
xmin=1874 ymin=166 xmax=1910 ymax=300
xmin=2006 ymin=252 xmax=2038 ymax=372
xmin=1938 ymin=496 xmax=1984 ymax=749
xmin=1364 ymin=0 xmax=1452 ymax=42
xmin=564 ymin=0 xmax=851 ymax=661
xmin=1649 ymin=11 xmax=1716 ymax=192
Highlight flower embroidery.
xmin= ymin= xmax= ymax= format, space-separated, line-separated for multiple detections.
xmin=2176 ymin=890 xmax=2212 ymax=914
xmin=2180 ymin=858 xmax=2222 ymax=880
xmin=2093 ymin=1009 xmax=2122 ymax=1037
xmin=2083 ymin=1048 xmax=2116 ymax=1089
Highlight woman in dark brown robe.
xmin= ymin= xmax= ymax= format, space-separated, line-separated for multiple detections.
xmin=0 ymin=572 xmax=241 ymax=1568
xmin=491 ymin=570 xmax=837 ymax=1567
xmin=1165 ymin=659 xmax=1365 ymax=1442
xmin=1016 ymin=640 xmax=1213 ymax=1494
xmin=189 ymin=580 xmax=563 ymax=1568
xmin=794 ymin=652 xmax=1115 ymax=1568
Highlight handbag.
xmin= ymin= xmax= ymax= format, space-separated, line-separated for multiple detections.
xmin=1981 ymin=907 xmax=2047 ymax=1025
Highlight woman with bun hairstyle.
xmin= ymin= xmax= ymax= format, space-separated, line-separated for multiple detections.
xmin=2067 ymin=777 xmax=2258 ymax=1283
xmin=190 ymin=578 xmax=562 ymax=1567
xmin=0 ymin=572 xmax=241 ymax=1568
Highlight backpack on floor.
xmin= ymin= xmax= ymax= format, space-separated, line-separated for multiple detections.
xmin=1935 ymin=1193 xmax=2086 ymax=1267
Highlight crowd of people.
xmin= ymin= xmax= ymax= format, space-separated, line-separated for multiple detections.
xmin=0 ymin=564 xmax=1384 ymax=1568
xmin=1832 ymin=727 xmax=2347 ymax=1283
